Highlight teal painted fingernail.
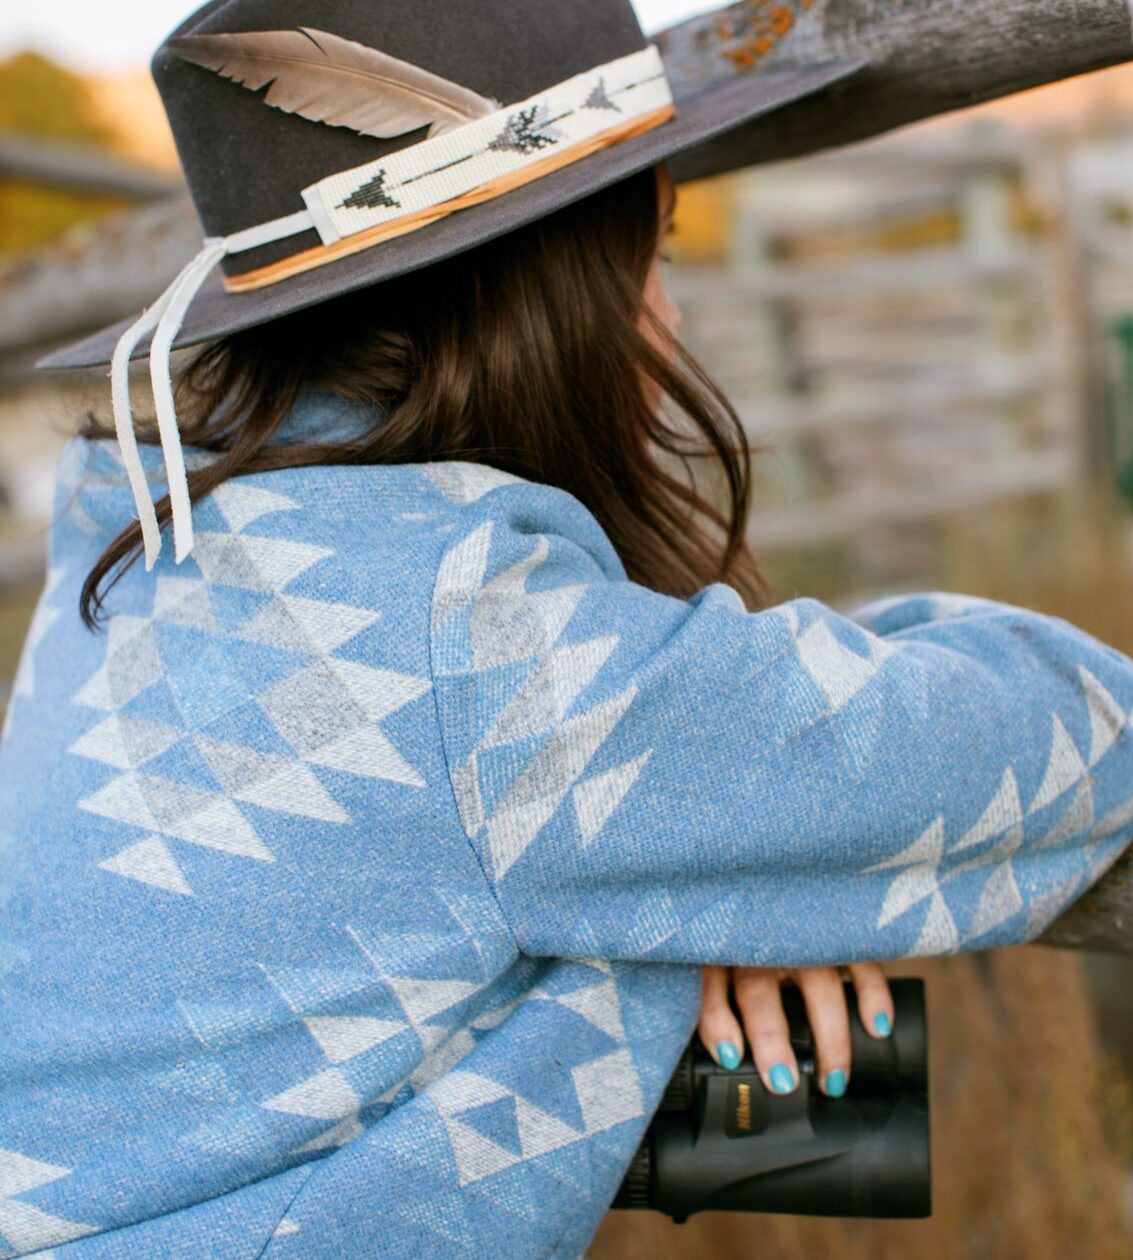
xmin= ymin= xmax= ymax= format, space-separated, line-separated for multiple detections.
xmin=716 ymin=1041 xmax=740 ymax=1070
xmin=769 ymin=1063 xmax=795 ymax=1094
xmin=825 ymin=1069 xmax=847 ymax=1098
xmin=874 ymin=1012 xmax=892 ymax=1037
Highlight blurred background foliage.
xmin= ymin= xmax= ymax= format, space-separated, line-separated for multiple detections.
xmin=0 ymin=52 xmax=128 ymax=254
xmin=0 ymin=51 xmax=111 ymax=140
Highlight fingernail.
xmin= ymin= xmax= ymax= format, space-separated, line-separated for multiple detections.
xmin=874 ymin=1012 xmax=892 ymax=1037
xmin=716 ymin=1041 xmax=740 ymax=1070
xmin=769 ymin=1063 xmax=795 ymax=1094
xmin=824 ymin=1069 xmax=847 ymax=1098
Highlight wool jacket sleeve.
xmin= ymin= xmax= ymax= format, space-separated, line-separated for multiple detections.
xmin=429 ymin=480 xmax=1133 ymax=968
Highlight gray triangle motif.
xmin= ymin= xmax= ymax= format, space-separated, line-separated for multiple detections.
xmin=952 ymin=768 xmax=1022 ymax=853
xmin=486 ymin=687 xmax=638 ymax=881
xmin=794 ymin=617 xmax=882 ymax=713
xmin=1027 ymin=714 xmax=1087 ymax=815
xmin=98 ymin=837 xmax=194 ymax=896
xmin=1078 ymin=666 xmax=1126 ymax=766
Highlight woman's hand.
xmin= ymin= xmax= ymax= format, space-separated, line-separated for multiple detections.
xmin=697 ymin=964 xmax=893 ymax=1098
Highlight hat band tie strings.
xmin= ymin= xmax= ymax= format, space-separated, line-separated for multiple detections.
xmin=149 ymin=238 xmax=228 ymax=566
xmin=110 ymin=248 xmax=217 ymax=570
xmin=109 ymin=210 xmax=317 ymax=569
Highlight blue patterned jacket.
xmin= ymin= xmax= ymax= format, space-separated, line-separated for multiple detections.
xmin=2 ymin=388 xmax=1132 ymax=1259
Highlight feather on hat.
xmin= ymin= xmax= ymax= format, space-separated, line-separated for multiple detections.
xmin=169 ymin=27 xmax=503 ymax=139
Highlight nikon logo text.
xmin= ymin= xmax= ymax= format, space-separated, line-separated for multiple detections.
xmin=736 ymin=1082 xmax=752 ymax=1131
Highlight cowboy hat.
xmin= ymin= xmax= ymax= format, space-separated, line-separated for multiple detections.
xmin=37 ymin=0 xmax=862 ymax=372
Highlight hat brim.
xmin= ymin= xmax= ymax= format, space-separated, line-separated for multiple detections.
xmin=37 ymin=59 xmax=863 ymax=372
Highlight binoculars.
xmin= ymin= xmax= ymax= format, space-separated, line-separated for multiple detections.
xmin=612 ymin=978 xmax=930 ymax=1221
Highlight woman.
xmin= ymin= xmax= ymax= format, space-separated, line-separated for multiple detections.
xmin=2 ymin=2 xmax=1131 ymax=1257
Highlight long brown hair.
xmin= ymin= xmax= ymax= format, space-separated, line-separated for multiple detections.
xmin=81 ymin=165 xmax=767 ymax=626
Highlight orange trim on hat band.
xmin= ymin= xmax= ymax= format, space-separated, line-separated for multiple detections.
xmin=221 ymin=104 xmax=675 ymax=294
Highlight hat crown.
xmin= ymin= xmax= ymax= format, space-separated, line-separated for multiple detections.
xmin=154 ymin=0 xmax=648 ymax=265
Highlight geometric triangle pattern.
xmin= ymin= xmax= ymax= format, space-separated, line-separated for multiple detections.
xmin=432 ymin=503 xmax=1133 ymax=977
xmin=1 ymin=425 xmax=687 ymax=1260
xmin=422 ymin=958 xmax=648 ymax=1190
xmin=8 ymin=401 xmax=1133 ymax=1260
xmin=458 ymin=1096 xmax=523 ymax=1156
xmin=855 ymin=633 xmax=1133 ymax=954
xmin=1078 ymin=665 xmax=1126 ymax=766
xmin=0 ymin=1147 xmax=99 ymax=1254
xmin=432 ymin=520 xmax=646 ymax=884
xmin=270 ymin=911 xmax=655 ymax=1250
xmin=2 ymin=564 xmax=66 ymax=743
xmin=302 ymin=1016 xmax=407 ymax=1064
xmin=573 ymin=750 xmax=653 ymax=848
xmin=96 ymin=835 xmax=194 ymax=896
xmin=62 ymin=476 xmax=431 ymax=901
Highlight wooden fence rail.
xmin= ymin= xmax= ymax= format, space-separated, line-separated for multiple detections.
xmin=0 ymin=130 xmax=180 ymax=200
xmin=659 ymin=0 xmax=1133 ymax=177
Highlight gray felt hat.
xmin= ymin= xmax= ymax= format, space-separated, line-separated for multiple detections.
xmin=38 ymin=0 xmax=861 ymax=372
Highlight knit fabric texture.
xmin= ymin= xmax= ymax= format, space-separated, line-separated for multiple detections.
xmin=3 ymin=387 xmax=1132 ymax=1259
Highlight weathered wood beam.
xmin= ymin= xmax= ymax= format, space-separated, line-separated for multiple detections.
xmin=0 ymin=131 xmax=181 ymax=200
xmin=0 ymin=195 xmax=200 ymax=358
xmin=658 ymin=0 xmax=1133 ymax=181
xmin=1040 ymin=845 xmax=1133 ymax=954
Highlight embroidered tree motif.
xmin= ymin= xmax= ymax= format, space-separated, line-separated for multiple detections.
xmin=582 ymin=78 xmax=621 ymax=113
xmin=488 ymin=104 xmax=562 ymax=155
xmin=339 ymin=169 xmax=401 ymax=212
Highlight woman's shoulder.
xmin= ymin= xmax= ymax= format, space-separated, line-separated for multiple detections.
xmin=51 ymin=435 xmax=628 ymax=621
xmin=217 ymin=453 xmax=633 ymax=594
xmin=416 ymin=461 xmax=629 ymax=590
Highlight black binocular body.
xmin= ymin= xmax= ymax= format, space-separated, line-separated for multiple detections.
xmin=612 ymin=978 xmax=930 ymax=1221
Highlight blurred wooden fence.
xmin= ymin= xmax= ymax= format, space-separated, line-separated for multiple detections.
xmin=0 ymin=129 xmax=178 ymax=200
xmin=670 ymin=122 xmax=1133 ymax=552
